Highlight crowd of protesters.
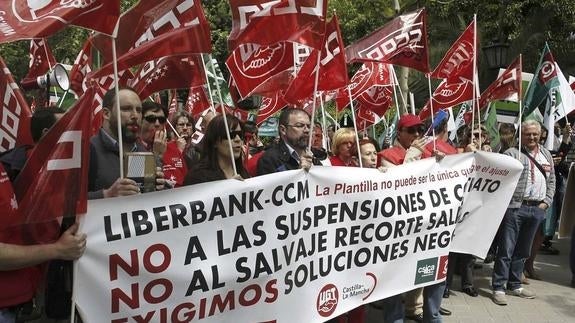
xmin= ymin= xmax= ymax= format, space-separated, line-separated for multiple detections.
xmin=1 ymin=87 xmax=575 ymax=323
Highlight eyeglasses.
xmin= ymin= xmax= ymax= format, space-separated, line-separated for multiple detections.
xmin=286 ymin=123 xmax=311 ymax=130
xmin=177 ymin=123 xmax=192 ymax=127
xmin=144 ymin=115 xmax=167 ymax=124
xmin=226 ymin=130 xmax=244 ymax=140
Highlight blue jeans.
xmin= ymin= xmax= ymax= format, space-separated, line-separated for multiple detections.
xmin=423 ymin=282 xmax=444 ymax=323
xmin=492 ymin=205 xmax=545 ymax=291
xmin=381 ymin=294 xmax=404 ymax=323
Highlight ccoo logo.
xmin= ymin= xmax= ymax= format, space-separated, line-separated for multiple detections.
xmin=316 ymin=284 xmax=339 ymax=317
xmin=12 ymin=0 xmax=101 ymax=23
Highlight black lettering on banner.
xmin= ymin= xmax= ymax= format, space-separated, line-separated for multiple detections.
xmin=414 ymin=230 xmax=452 ymax=252
xmin=184 ymin=236 xmax=206 ymax=263
xmin=185 ymin=266 xmax=224 ymax=296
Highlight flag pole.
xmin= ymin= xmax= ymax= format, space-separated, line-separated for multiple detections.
xmin=200 ymin=54 xmax=216 ymax=112
xmin=472 ymin=15 xmax=481 ymax=147
xmin=426 ymin=74 xmax=437 ymax=152
xmin=347 ymin=85 xmax=363 ymax=168
xmin=208 ymin=54 xmax=237 ymax=175
xmin=111 ymin=37 xmax=124 ymax=179
xmin=307 ymin=49 xmax=323 ymax=150
xmin=390 ymin=65 xmax=408 ymax=113
xmin=320 ymin=94 xmax=328 ymax=150
xmin=518 ymin=54 xmax=523 ymax=152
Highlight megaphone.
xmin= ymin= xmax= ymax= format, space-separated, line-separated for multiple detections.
xmin=21 ymin=63 xmax=70 ymax=91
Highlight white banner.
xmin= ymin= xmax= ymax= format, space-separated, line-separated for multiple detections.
xmin=74 ymin=152 xmax=522 ymax=323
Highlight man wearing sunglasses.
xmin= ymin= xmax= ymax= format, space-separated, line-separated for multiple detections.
xmin=378 ymin=114 xmax=431 ymax=167
xmin=140 ymin=101 xmax=168 ymax=162
xmin=377 ymin=114 xmax=450 ymax=323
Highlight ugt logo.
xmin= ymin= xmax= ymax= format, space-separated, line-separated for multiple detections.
xmin=414 ymin=257 xmax=438 ymax=285
xmin=316 ymin=283 xmax=338 ymax=318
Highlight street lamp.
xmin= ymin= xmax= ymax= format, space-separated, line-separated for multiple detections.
xmin=482 ymin=42 xmax=510 ymax=69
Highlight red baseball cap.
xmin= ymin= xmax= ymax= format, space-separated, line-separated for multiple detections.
xmin=397 ymin=114 xmax=423 ymax=129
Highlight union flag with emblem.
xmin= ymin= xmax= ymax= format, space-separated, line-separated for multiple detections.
xmin=335 ymin=62 xmax=393 ymax=111
xmin=345 ymin=9 xmax=429 ymax=73
xmin=0 ymin=56 xmax=33 ymax=152
xmin=11 ymin=85 xmax=95 ymax=230
xmin=479 ymin=56 xmax=522 ymax=110
xmin=0 ymin=0 xmax=119 ymax=43
xmin=69 ymin=36 xmax=94 ymax=96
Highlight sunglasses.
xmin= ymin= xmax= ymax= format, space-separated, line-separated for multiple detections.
xmin=226 ymin=130 xmax=245 ymax=140
xmin=144 ymin=115 xmax=167 ymax=124
xmin=403 ymin=126 xmax=423 ymax=134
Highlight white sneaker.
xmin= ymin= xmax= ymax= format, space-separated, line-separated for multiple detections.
xmin=509 ymin=288 xmax=536 ymax=299
xmin=492 ymin=291 xmax=507 ymax=305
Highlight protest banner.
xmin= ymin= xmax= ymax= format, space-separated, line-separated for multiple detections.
xmin=74 ymin=152 xmax=522 ymax=323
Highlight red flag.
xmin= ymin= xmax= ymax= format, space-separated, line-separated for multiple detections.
xmin=345 ymin=9 xmax=429 ymax=73
xmin=93 ymin=0 xmax=210 ymax=62
xmin=478 ymin=56 xmax=522 ymax=110
xmin=430 ymin=20 xmax=475 ymax=80
xmin=335 ymin=62 xmax=393 ymax=111
xmin=185 ymin=86 xmax=211 ymax=118
xmin=226 ymin=42 xmax=295 ymax=99
xmin=356 ymin=85 xmax=394 ymax=117
xmin=12 ymin=86 xmax=95 ymax=228
xmin=283 ymin=14 xmax=348 ymax=105
xmin=256 ymin=93 xmax=287 ymax=125
xmin=0 ymin=57 xmax=33 ymax=152
xmin=0 ymin=163 xmax=18 ymax=219
xmin=223 ymin=105 xmax=250 ymax=122
xmin=69 ymin=36 xmax=93 ymax=96
xmin=419 ymin=77 xmax=474 ymax=120
xmin=228 ymin=0 xmax=327 ymax=51
xmin=355 ymin=104 xmax=380 ymax=130
xmin=90 ymin=25 xmax=211 ymax=80
xmin=130 ymin=55 xmax=206 ymax=100
xmin=0 ymin=1 xmax=119 ymax=43
xmin=22 ymin=38 xmax=57 ymax=85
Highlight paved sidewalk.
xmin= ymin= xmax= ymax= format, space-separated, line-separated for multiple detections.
xmin=366 ymin=237 xmax=575 ymax=323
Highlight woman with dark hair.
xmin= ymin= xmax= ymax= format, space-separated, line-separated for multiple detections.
xmin=183 ymin=114 xmax=249 ymax=185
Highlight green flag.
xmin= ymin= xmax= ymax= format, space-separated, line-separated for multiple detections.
xmin=483 ymin=103 xmax=499 ymax=150
xmin=203 ymin=54 xmax=233 ymax=106
xmin=523 ymin=43 xmax=560 ymax=117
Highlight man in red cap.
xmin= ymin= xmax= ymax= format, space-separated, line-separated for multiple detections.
xmin=378 ymin=114 xmax=430 ymax=167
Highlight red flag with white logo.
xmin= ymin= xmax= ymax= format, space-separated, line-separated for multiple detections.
xmin=226 ymin=42 xmax=295 ymax=99
xmin=11 ymin=86 xmax=95 ymax=229
xmin=256 ymin=92 xmax=287 ymax=125
xmin=228 ymin=0 xmax=327 ymax=51
xmin=90 ymin=25 xmax=211 ymax=80
xmin=345 ymin=9 xmax=429 ymax=73
xmin=0 ymin=56 xmax=33 ymax=152
xmin=356 ymin=85 xmax=394 ymax=117
xmin=419 ymin=76 xmax=474 ymax=120
xmin=130 ymin=55 xmax=206 ymax=100
xmin=284 ymin=14 xmax=348 ymax=105
xmin=22 ymin=38 xmax=57 ymax=86
xmin=430 ymin=20 xmax=475 ymax=80
xmin=185 ymin=86 xmax=211 ymax=118
xmin=93 ymin=0 xmax=210 ymax=62
xmin=69 ymin=36 xmax=93 ymax=96
xmin=335 ymin=62 xmax=393 ymax=111
xmin=168 ymin=90 xmax=178 ymax=121
xmin=479 ymin=56 xmax=522 ymax=110
xmin=0 ymin=1 xmax=119 ymax=43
